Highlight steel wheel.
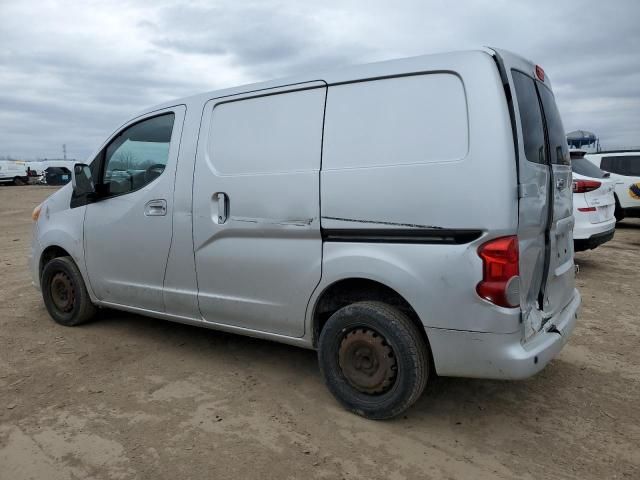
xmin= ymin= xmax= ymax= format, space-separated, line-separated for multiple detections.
xmin=338 ymin=327 xmax=397 ymax=395
xmin=50 ymin=271 xmax=75 ymax=313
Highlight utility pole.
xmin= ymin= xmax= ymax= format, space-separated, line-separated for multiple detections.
xmin=62 ymin=144 xmax=67 ymax=160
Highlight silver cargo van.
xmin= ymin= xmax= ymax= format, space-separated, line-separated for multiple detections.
xmin=30 ymin=48 xmax=580 ymax=419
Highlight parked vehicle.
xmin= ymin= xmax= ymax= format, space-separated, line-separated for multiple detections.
xmin=30 ymin=48 xmax=580 ymax=419
xmin=43 ymin=166 xmax=72 ymax=186
xmin=0 ymin=160 xmax=28 ymax=185
xmin=586 ymin=150 xmax=640 ymax=221
xmin=571 ymin=150 xmax=615 ymax=251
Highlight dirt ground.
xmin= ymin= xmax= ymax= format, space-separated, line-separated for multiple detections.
xmin=1 ymin=185 xmax=638 ymax=480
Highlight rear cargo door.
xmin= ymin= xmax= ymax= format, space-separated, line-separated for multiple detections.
xmin=508 ymin=68 xmax=550 ymax=337
xmin=537 ymin=85 xmax=575 ymax=319
xmin=494 ymin=50 xmax=575 ymax=338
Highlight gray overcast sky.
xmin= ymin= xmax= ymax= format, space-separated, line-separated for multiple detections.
xmin=1 ymin=0 xmax=638 ymax=160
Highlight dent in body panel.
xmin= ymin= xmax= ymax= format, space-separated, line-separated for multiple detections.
xmin=231 ymin=216 xmax=314 ymax=226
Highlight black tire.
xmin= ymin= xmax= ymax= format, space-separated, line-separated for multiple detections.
xmin=13 ymin=176 xmax=26 ymax=186
xmin=318 ymin=301 xmax=430 ymax=420
xmin=614 ymin=195 xmax=625 ymax=223
xmin=41 ymin=256 xmax=97 ymax=326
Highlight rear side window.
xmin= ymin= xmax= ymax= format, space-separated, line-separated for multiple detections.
xmin=512 ymin=70 xmax=546 ymax=164
xmin=538 ymin=86 xmax=570 ymax=165
xmin=571 ymin=158 xmax=608 ymax=178
xmin=601 ymin=156 xmax=640 ymax=176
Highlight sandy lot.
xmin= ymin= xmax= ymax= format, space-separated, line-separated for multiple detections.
xmin=1 ymin=185 xmax=639 ymax=479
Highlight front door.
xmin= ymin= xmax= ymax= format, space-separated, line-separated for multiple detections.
xmin=192 ymin=84 xmax=326 ymax=337
xmin=84 ymin=107 xmax=185 ymax=311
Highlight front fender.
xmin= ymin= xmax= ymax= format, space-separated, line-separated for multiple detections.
xmin=35 ymin=188 xmax=96 ymax=302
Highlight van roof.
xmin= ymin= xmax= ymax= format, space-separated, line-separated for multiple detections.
xmin=144 ymin=47 xmax=535 ymax=114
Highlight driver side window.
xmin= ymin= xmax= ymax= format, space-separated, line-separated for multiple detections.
xmin=103 ymin=113 xmax=175 ymax=195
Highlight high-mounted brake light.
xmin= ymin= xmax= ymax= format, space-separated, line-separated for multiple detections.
xmin=572 ymin=180 xmax=601 ymax=193
xmin=476 ymin=236 xmax=520 ymax=308
xmin=535 ymin=65 xmax=545 ymax=81
xmin=578 ymin=207 xmax=596 ymax=212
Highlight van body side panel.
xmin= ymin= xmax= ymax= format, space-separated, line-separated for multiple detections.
xmin=193 ymin=84 xmax=326 ymax=337
xmin=315 ymin=242 xmax=522 ymax=334
xmin=319 ymin=53 xmax=519 ymax=334
xmin=321 ymin=55 xmax=516 ymax=235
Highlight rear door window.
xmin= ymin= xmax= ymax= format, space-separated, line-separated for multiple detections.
xmin=601 ymin=156 xmax=640 ymax=176
xmin=571 ymin=158 xmax=608 ymax=178
xmin=537 ymin=86 xmax=570 ymax=166
xmin=512 ymin=70 xmax=546 ymax=164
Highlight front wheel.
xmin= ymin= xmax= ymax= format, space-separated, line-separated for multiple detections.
xmin=318 ymin=301 xmax=430 ymax=420
xmin=41 ymin=256 xmax=97 ymax=326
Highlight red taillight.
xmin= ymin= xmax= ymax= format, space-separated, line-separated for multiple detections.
xmin=476 ymin=236 xmax=520 ymax=308
xmin=535 ymin=65 xmax=545 ymax=81
xmin=578 ymin=207 xmax=596 ymax=212
xmin=572 ymin=179 xmax=601 ymax=193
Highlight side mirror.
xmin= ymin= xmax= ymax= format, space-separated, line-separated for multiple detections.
xmin=72 ymin=163 xmax=95 ymax=196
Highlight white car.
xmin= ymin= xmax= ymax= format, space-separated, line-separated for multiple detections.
xmin=586 ymin=150 xmax=640 ymax=221
xmin=571 ymin=151 xmax=616 ymax=251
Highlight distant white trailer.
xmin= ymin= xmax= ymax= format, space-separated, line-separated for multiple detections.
xmin=0 ymin=160 xmax=28 ymax=185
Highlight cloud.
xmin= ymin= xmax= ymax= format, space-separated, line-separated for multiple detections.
xmin=0 ymin=0 xmax=638 ymax=159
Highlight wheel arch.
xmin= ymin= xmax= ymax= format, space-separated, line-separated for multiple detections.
xmin=310 ymin=277 xmax=431 ymax=356
xmin=39 ymin=245 xmax=72 ymax=279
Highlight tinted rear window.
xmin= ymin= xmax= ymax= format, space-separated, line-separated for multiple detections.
xmin=538 ymin=86 xmax=570 ymax=165
xmin=571 ymin=158 xmax=608 ymax=178
xmin=601 ymin=156 xmax=640 ymax=176
xmin=512 ymin=70 xmax=545 ymax=164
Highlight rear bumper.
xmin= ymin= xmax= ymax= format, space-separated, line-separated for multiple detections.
xmin=427 ymin=289 xmax=581 ymax=380
xmin=573 ymin=214 xmax=615 ymax=240
xmin=574 ymin=227 xmax=615 ymax=251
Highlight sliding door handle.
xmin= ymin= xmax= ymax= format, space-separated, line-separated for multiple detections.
xmin=216 ymin=192 xmax=228 ymax=224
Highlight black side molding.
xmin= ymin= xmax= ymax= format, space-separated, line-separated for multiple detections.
xmin=322 ymin=228 xmax=482 ymax=245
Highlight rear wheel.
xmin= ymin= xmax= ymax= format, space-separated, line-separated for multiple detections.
xmin=13 ymin=176 xmax=26 ymax=186
xmin=318 ymin=301 xmax=429 ymax=420
xmin=41 ymin=256 xmax=97 ymax=326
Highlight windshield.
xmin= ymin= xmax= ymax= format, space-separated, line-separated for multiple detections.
xmin=572 ymin=158 xmax=608 ymax=178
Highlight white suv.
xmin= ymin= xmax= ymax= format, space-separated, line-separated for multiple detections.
xmin=571 ymin=151 xmax=615 ymax=251
xmin=586 ymin=150 xmax=640 ymax=221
